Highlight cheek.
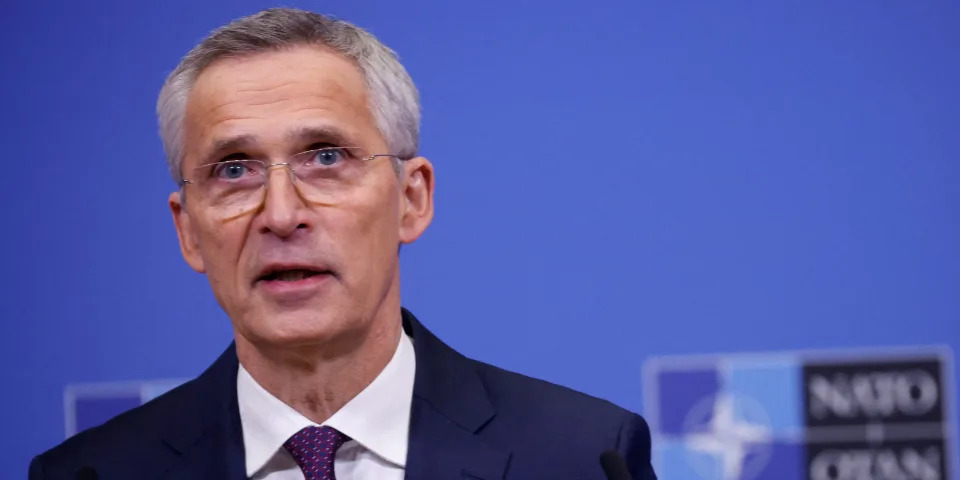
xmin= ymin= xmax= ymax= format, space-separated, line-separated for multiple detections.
xmin=196 ymin=215 xmax=251 ymax=285
xmin=334 ymin=181 xmax=401 ymax=258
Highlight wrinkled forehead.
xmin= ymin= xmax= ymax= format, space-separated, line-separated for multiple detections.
xmin=182 ymin=46 xmax=382 ymax=166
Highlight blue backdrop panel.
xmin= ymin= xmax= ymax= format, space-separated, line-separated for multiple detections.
xmin=1 ymin=1 xmax=957 ymax=478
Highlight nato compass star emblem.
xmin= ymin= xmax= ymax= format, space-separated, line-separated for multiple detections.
xmin=682 ymin=393 xmax=773 ymax=480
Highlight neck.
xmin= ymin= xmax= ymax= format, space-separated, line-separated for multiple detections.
xmin=234 ymin=294 xmax=403 ymax=425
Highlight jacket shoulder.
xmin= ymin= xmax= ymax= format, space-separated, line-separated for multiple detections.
xmin=469 ymin=359 xmax=655 ymax=478
xmin=30 ymin=378 xmax=202 ymax=478
xmin=474 ymin=359 xmax=634 ymax=421
xmin=31 ymin=344 xmax=238 ymax=479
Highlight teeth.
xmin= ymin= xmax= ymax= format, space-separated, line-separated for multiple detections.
xmin=276 ymin=270 xmax=308 ymax=281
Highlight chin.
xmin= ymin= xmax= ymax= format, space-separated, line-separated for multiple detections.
xmin=244 ymin=308 xmax=356 ymax=348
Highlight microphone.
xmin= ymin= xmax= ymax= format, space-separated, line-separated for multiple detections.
xmin=599 ymin=450 xmax=633 ymax=480
xmin=74 ymin=467 xmax=98 ymax=480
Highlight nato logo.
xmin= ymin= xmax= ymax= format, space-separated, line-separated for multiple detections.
xmin=643 ymin=349 xmax=956 ymax=480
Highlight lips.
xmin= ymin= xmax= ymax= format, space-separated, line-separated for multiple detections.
xmin=259 ymin=269 xmax=325 ymax=282
xmin=255 ymin=265 xmax=334 ymax=284
xmin=253 ymin=264 xmax=334 ymax=301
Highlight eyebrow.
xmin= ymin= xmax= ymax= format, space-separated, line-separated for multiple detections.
xmin=208 ymin=134 xmax=256 ymax=159
xmin=286 ymin=125 xmax=355 ymax=148
xmin=203 ymin=126 xmax=357 ymax=162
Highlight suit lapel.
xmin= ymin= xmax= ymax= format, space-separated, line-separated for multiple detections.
xmin=157 ymin=344 xmax=247 ymax=480
xmin=150 ymin=310 xmax=510 ymax=480
xmin=403 ymin=309 xmax=512 ymax=480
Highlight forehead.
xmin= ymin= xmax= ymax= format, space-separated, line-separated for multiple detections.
xmin=183 ymin=45 xmax=381 ymax=164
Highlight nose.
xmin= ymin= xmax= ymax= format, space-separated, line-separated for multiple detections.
xmin=257 ymin=164 xmax=309 ymax=237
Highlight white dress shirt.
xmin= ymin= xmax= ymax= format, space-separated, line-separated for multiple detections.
xmin=237 ymin=332 xmax=416 ymax=480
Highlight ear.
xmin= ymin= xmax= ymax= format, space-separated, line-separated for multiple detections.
xmin=169 ymin=191 xmax=206 ymax=273
xmin=398 ymin=156 xmax=435 ymax=244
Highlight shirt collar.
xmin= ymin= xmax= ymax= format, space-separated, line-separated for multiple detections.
xmin=237 ymin=331 xmax=416 ymax=477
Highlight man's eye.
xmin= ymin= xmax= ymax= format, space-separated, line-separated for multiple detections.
xmin=311 ymin=148 xmax=343 ymax=166
xmin=213 ymin=161 xmax=250 ymax=179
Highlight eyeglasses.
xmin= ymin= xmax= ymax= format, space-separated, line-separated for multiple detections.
xmin=179 ymin=146 xmax=405 ymax=220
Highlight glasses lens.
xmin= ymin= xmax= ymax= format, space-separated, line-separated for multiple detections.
xmin=189 ymin=160 xmax=266 ymax=219
xmin=289 ymin=147 xmax=369 ymax=204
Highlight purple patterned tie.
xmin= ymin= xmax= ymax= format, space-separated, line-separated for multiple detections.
xmin=283 ymin=426 xmax=349 ymax=480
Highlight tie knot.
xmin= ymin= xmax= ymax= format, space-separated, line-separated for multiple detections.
xmin=283 ymin=426 xmax=349 ymax=479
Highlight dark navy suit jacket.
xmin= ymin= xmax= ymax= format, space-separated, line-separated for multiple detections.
xmin=30 ymin=309 xmax=657 ymax=479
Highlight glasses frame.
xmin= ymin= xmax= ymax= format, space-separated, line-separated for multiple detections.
xmin=178 ymin=146 xmax=408 ymax=189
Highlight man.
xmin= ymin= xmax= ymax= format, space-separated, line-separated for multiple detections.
xmin=30 ymin=8 xmax=656 ymax=480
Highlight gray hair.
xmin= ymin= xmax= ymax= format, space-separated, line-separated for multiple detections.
xmin=157 ymin=8 xmax=420 ymax=181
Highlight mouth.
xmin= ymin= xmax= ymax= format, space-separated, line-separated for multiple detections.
xmin=254 ymin=264 xmax=336 ymax=290
xmin=257 ymin=268 xmax=330 ymax=283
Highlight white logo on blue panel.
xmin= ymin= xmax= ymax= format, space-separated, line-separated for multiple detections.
xmin=683 ymin=392 xmax=772 ymax=480
xmin=643 ymin=349 xmax=955 ymax=480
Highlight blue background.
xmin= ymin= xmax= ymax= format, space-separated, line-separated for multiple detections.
xmin=2 ymin=1 xmax=958 ymax=477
